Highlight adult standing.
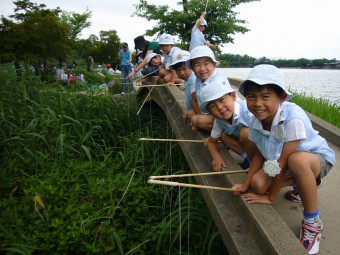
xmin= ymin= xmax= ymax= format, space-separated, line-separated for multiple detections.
xmin=189 ymin=12 xmax=216 ymax=52
xmin=128 ymin=35 xmax=163 ymax=78
xmin=118 ymin=42 xmax=134 ymax=95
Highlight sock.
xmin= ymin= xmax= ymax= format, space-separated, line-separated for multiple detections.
xmin=239 ymin=158 xmax=250 ymax=170
xmin=303 ymin=209 xmax=321 ymax=226
xmin=239 ymin=150 xmax=247 ymax=159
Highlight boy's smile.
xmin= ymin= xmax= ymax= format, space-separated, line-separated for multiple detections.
xmin=208 ymin=93 xmax=236 ymax=121
xmin=245 ymin=87 xmax=285 ymax=130
xmin=191 ymin=57 xmax=215 ymax=81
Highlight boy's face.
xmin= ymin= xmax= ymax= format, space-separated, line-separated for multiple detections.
xmin=150 ymin=56 xmax=162 ymax=67
xmin=207 ymin=92 xmax=236 ymax=120
xmin=245 ymin=86 xmax=286 ymax=128
xmin=191 ymin=57 xmax=216 ymax=81
xmin=199 ymin=25 xmax=206 ymax=32
xmin=175 ymin=65 xmax=192 ymax=80
xmin=160 ymin=44 xmax=172 ymax=54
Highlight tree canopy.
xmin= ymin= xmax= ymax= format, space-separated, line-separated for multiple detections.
xmin=0 ymin=0 xmax=91 ymax=67
xmin=133 ymin=0 xmax=259 ymax=50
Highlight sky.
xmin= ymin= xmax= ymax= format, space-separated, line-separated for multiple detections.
xmin=1 ymin=0 xmax=340 ymax=60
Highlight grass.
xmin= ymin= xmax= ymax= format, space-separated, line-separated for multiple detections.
xmin=0 ymin=63 xmax=227 ymax=255
xmin=290 ymin=90 xmax=340 ymax=128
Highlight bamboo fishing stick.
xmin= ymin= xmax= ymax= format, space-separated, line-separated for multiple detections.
xmin=135 ymin=84 xmax=168 ymax=88
xmin=204 ymin=0 xmax=210 ymax=12
xmin=139 ymin=138 xmax=204 ymax=143
xmin=139 ymin=137 xmax=222 ymax=144
xmin=136 ymin=86 xmax=154 ymax=115
xmin=149 ymin=169 xmax=248 ymax=180
xmin=134 ymin=68 xmax=160 ymax=82
xmin=148 ymin=179 xmax=233 ymax=191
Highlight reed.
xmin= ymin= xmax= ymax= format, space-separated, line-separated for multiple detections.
xmin=290 ymin=90 xmax=340 ymax=128
xmin=0 ymin=63 xmax=226 ymax=254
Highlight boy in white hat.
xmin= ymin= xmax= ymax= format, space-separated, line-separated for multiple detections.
xmin=158 ymin=33 xmax=184 ymax=85
xmin=169 ymin=50 xmax=198 ymax=122
xmin=231 ymin=64 xmax=335 ymax=255
xmin=200 ymin=81 xmax=255 ymax=171
xmin=189 ymin=12 xmax=216 ymax=52
xmin=187 ymin=45 xmax=228 ymax=132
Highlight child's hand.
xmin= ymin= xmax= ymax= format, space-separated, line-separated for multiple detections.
xmin=242 ymin=193 xmax=272 ymax=204
xmin=231 ymin=183 xmax=248 ymax=195
xmin=211 ymin=156 xmax=226 ymax=172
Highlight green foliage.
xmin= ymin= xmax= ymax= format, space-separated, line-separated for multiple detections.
xmin=290 ymin=91 xmax=340 ymax=128
xmin=133 ymin=0 xmax=258 ymax=47
xmin=0 ymin=64 xmax=227 ymax=254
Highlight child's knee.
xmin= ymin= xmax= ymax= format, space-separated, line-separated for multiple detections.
xmin=250 ymin=174 xmax=269 ymax=194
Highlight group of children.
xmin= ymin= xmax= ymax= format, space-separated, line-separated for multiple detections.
xmin=124 ymin=13 xmax=336 ymax=255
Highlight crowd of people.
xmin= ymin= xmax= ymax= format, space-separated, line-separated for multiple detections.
xmin=118 ymin=12 xmax=335 ymax=255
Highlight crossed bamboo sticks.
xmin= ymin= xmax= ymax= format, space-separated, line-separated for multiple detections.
xmin=148 ymin=169 xmax=248 ymax=191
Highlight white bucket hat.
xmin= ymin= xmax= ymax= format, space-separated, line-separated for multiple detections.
xmin=186 ymin=46 xmax=220 ymax=69
xmin=200 ymin=19 xmax=208 ymax=26
xmin=239 ymin=64 xmax=292 ymax=101
xmin=169 ymin=50 xmax=191 ymax=69
xmin=159 ymin=33 xmax=175 ymax=45
xmin=146 ymin=53 xmax=161 ymax=65
xmin=200 ymin=80 xmax=235 ymax=113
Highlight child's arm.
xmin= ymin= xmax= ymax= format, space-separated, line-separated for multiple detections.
xmin=232 ymin=147 xmax=264 ymax=194
xmin=191 ymin=93 xmax=200 ymax=114
xmin=196 ymin=12 xmax=206 ymax=28
xmin=167 ymin=69 xmax=180 ymax=86
xmin=205 ymin=136 xmax=226 ymax=172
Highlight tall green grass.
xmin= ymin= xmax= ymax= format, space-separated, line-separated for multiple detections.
xmin=290 ymin=91 xmax=340 ymax=128
xmin=0 ymin=63 xmax=227 ymax=255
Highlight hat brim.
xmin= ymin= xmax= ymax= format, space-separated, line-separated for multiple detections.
xmin=239 ymin=79 xmax=292 ymax=101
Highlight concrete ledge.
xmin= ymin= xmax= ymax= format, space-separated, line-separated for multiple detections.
xmin=136 ymin=82 xmax=308 ymax=254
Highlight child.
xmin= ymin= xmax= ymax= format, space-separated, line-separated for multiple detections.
xmin=231 ymin=64 xmax=336 ymax=254
xmin=199 ymin=81 xmax=255 ymax=171
xmin=158 ymin=33 xmax=184 ymax=85
xmin=186 ymin=45 xmax=228 ymax=132
xmin=189 ymin=12 xmax=216 ymax=52
xmin=128 ymin=35 xmax=162 ymax=78
xmin=144 ymin=52 xmax=165 ymax=77
xmin=169 ymin=50 xmax=198 ymax=122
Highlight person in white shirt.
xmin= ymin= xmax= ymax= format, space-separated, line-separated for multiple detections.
xmin=189 ymin=12 xmax=216 ymax=52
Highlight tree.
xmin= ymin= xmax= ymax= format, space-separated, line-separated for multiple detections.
xmin=0 ymin=0 xmax=91 ymax=70
xmin=133 ymin=0 xmax=259 ymax=49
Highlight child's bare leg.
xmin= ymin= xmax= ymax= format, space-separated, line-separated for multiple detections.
xmin=250 ymin=169 xmax=271 ymax=194
xmin=239 ymin=127 xmax=256 ymax=160
xmin=288 ymin=152 xmax=321 ymax=212
xmin=219 ymin=133 xmax=243 ymax=154
xmin=191 ymin=114 xmax=214 ymax=132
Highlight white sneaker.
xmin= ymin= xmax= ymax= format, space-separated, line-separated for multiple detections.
xmin=299 ymin=219 xmax=323 ymax=254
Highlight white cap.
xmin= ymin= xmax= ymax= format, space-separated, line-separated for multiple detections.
xmin=239 ymin=64 xmax=292 ymax=101
xmin=159 ymin=33 xmax=175 ymax=45
xmin=201 ymin=19 xmax=208 ymax=26
xmin=186 ymin=46 xmax=220 ymax=69
xmin=145 ymin=53 xmax=161 ymax=65
xmin=200 ymin=80 xmax=235 ymax=113
xmin=169 ymin=50 xmax=191 ymax=69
